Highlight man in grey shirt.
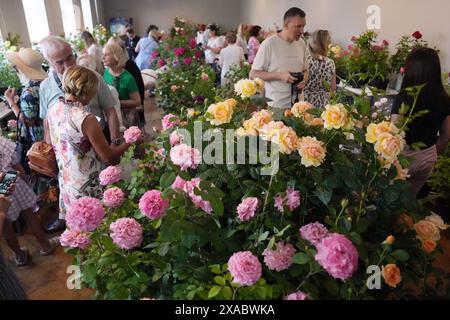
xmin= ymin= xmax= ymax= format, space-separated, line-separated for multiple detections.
xmin=250 ymin=7 xmax=309 ymax=119
xmin=39 ymin=36 xmax=121 ymax=232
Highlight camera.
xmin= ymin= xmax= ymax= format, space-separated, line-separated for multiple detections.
xmin=290 ymin=72 xmax=304 ymax=85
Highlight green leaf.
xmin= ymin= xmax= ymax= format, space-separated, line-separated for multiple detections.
xmin=391 ymin=249 xmax=410 ymax=262
xmin=210 ymin=264 xmax=222 ymax=274
xmin=267 ymin=237 xmax=275 ymax=250
xmin=256 ymin=286 xmax=267 ymax=299
xmin=160 ymin=171 xmax=176 ymax=189
xmin=222 ymin=286 xmax=232 ymax=299
xmin=258 ymin=231 xmax=269 ymax=242
xmin=323 ymin=278 xmax=339 ymax=296
xmin=158 ymin=242 xmax=170 ymax=256
xmin=349 ymin=232 xmax=363 ymax=245
xmin=214 ymin=276 xmax=226 ymax=286
xmin=292 ymin=252 xmax=310 ymax=265
xmin=315 ymin=189 xmax=332 ymax=205
xmin=208 ymin=286 xmax=222 ymax=298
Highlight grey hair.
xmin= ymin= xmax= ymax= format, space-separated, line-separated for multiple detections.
xmin=40 ymin=35 xmax=71 ymax=61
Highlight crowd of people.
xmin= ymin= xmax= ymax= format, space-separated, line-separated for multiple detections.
xmin=0 ymin=6 xmax=449 ymax=300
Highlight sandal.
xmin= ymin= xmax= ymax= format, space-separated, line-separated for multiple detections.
xmin=40 ymin=236 xmax=60 ymax=256
xmin=14 ymin=247 xmax=30 ymax=267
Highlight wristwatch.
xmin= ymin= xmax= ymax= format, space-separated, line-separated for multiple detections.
xmin=112 ymin=138 xmax=125 ymax=145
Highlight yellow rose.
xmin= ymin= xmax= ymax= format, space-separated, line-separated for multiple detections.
xmin=234 ymin=79 xmax=257 ymax=98
xmin=374 ymin=133 xmax=405 ymax=161
xmin=382 ymin=264 xmax=402 ymax=288
xmin=366 ymin=121 xmax=399 ymax=144
xmin=226 ymin=98 xmax=238 ymax=108
xmin=291 ymin=101 xmax=314 ymax=124
xmin=207 ymin=102 xmax=233 ymax=126
xmin=273 ymin=126 xmax=299 ymax=154
xmin=259 ymin=121 xmax=285 ymax=142
xmin=422 ymin=239 xmax=437 ymax=254
xmin=9 ymin=45 xmax=17 ymax=52
xmin=425 ymin=213 xmax=449 ymax=230
xmin=414 ymin=220 xmax=440 ymax=242
xmin=321 ymin=104 xmax=348 ymax=130
xmin=254 ymin=78 xmax=265 ymax=92
xmin=241 ymin=81 xmax=257 ymax=97
xmin=297 ymin=136 xmax=326 ymax=167
xmin=4 ymin=40 xmax=11 ymax=48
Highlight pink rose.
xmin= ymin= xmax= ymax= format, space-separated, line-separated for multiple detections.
xmin=299 ymin=222 xmax=329 ymax=246
xmin=189 ymin=38 xmax=197 ymax=49
xmin=172 ymin=176 xmax=212 ymax=214
xmin=170 ymin=85 xmax=178 ymax=92
xmin=99 ymin=166 xmax=122 ymax=186
xmin=124 ymin=126 xmax=142 ymax=143
xmin=60 ymin=229 xmax=91 ymax=249
xmin=284 ymin=291 xmax=309 ymax=300
xmin=263 ymin=242 xmax=296 ymax=271
xmin=103 ymin=187 xmax=125 ymax=208
xmin=194 ymin=50 xmax=202 ymax=60
xmin=158 ymin=59 xmax=166 ymax=67
xmin=315 ymin=233 xmax=359 ymax=280
xmin=174 ymin=47 xmax=185 ymax=56
xmin=151 ymin=50 xmax=159 ymax=59
xmin=274 ymin=187 xmax=300 ymax=213
xmin=183 ymin=56 xmax=193 ymax=65
xmin=228 ymin=251 xmax=262 ymax=286
xmin=7 ymin=119 xmax=17 ymax=129
xmin=237 ymin=197 xmax=260 ymax=222
xmin=162 ymin=113 xmax=180 ymax=131
xmin=169 ymin=131 xmax=184 ymax=146
xmin=169 ymin=143 xmax=201 ymax=171
xmin=66 ymin=197 xmax=105 ymax=232
xmin=110 ymin=218 xmax=143 ymax=250
xmin=156 ymin=148 xmax=165 ymax=158
xmin=139 ymin=190 xmax=169 ymax=220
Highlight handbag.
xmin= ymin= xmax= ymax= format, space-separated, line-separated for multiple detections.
xmin=26 ymin=141 xmax=58 ymax=178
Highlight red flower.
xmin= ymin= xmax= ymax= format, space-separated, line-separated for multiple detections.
xmin=183 ymin=56 xmax=193 ymax=65
xmin=372 ymin=44 xmax=383 ymax=51
xmin=158 ymin=59 xmax=166 ymax=67
xmin=347 ymin=45 xmax=353 ymax=50
xmin=412 ymin=31 xmax=422 ymax=39
xmin=382 ymin=40 xmax=389 ymax=47
xmin=189 ymin=38 xmax=197 ymax=49
xmin=194 ymin=50 xmax=202 ymax=60
xmin=151 ymin=50 xmax=159 ymax=59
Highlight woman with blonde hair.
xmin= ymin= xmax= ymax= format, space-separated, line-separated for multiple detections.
xmin=103 ymin=43 xmax=141 ymax=127
xmin=303 ymin=30 xmax=336 ymax=108
xmin=46 ymin=65 xmax=131 ymax=219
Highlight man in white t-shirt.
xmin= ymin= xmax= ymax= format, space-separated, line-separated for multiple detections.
xmin=219 ymin=32 xmax=245 ymax=85
xmin=250 ymin=7 xmax=309 ymax=117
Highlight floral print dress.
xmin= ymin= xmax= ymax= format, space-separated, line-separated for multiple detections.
xmin=47 ymin=100 xmax=104 ymax=219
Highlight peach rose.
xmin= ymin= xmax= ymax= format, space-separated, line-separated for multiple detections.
xmin=422 ymin=239 xmax=437 ymax=254
xmin=374 ymin=133 xmax=405 ymax=161
xmin=321 ymin=103 xmax=348 ymax=130
xmin=384 ymin=235 xmax=395 ymax=245
xmin=366 ymin=121 xmax=399 ymax=144
xmin=297 ymin=136 xmax=326 ymax=167
xmin=382 ymin=264 xmax=402 ymax=288
xmin=291 ymin=101 xmax=314 ymax=124
xmin=414 ymin=220 xmax=440 ymax=242
xmin=207 ymin=102 xmax=234 ymax=125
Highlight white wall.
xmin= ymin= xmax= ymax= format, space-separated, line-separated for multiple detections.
xmin=241 ymin=0 xmax=450 ymax=71
xmin=102 ymin=0 xmax=243 ymax=36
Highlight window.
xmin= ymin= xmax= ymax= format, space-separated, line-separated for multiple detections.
xmin=59 ymin=0 xmax=77 ymax=36
xmin=22 ymin=0 xmax=50 ymax=43
xmin=81 ymin=0 xmax=94 ymax=31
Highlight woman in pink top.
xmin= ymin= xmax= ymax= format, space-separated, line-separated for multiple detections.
xmin=247 ymin=25 xmax=262 ymax=64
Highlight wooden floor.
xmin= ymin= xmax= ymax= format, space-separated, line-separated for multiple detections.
xmin=1 ymin=97 xmax=449 ymax=300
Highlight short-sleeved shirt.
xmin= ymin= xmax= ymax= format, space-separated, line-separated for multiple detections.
xmin=103 ymin=68 xmax=138 ymax=100
xmin=219 ymin=44 xmax=244 ymax=82
xmin=39 ymin=70 xmax=115 ymax=128
xmin=205 ymin=36 xmax=226 ymax=64
xmin=391 ymin=92 xmax=450 ymax=148
xmin=135 ymin=37 xmax=158 ymax=70
xmin=251 ymin=35 xmax=308 ymax=108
